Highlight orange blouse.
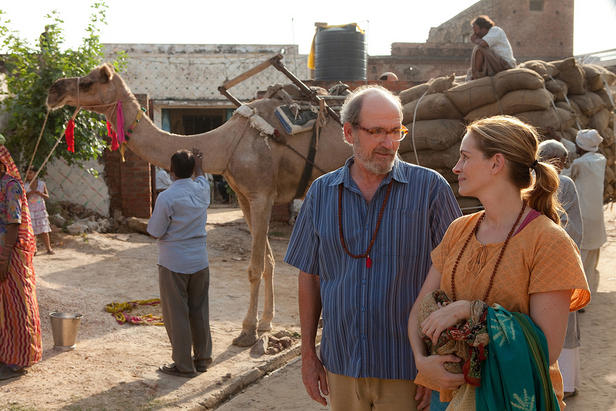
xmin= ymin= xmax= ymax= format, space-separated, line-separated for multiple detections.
xmin=415 ymin=211 xmax=590 ymax=407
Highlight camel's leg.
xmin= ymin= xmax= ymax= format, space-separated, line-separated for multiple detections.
xmin=231 ymin=192 xmax=274 ymax=346
xmin=258 ymin=239 xmax=275 ymax=332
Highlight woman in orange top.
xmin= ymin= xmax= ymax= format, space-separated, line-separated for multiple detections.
xmin=407 ymin=115 xmax=590 ymax=409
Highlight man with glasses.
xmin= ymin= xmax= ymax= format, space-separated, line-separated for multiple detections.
xmin=285 ymin=86 xmax=461 ymax=410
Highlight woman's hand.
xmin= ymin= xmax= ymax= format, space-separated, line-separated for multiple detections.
xmin=416 ymin=354 xmax=466 ymax=391
xmin=421 ymin=300 xmax=471 ymax=345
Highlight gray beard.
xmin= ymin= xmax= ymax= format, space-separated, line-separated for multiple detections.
xmin=353 ymin=143 xmax=396 ymax=175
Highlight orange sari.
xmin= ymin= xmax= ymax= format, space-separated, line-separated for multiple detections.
xmin=0 ymin=146 xmax=41 ymax=367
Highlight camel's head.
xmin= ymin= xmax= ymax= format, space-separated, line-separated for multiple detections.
xmin=46 ymin=63 xmax=120 ymax=112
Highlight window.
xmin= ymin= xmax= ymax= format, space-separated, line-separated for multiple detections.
xmin=530 ymin=0 xmax=544 ymax=11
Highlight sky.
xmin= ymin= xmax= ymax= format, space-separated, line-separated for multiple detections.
xmin=0 ymin=0 xmax=615 ymax=56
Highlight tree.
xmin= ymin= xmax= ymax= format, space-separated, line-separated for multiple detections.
xmin=0 ymin=1 xmax=126 ymax=172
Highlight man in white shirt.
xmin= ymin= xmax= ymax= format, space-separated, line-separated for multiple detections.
xmin=155 ymin=167 xmax=173 ymax=194
xmin=569 ymin=129 xmax=607 ymax=294
xmin=147 ymin=149 xmax=212 ymax=378
xmin=468 ymin=15 xmax=516 ymax=80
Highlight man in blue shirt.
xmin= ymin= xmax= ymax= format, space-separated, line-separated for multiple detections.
xmin=147 ymin=149 xmax=212 ymax=378
xmin=285 ymin=86 xmax=461 ymax=410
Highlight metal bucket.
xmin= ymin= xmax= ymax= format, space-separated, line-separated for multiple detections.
xmin=49 ymin=312 xmax=83 ymax=350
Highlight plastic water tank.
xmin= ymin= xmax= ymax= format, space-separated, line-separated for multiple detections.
xmin=314 ymin=25 xmax=366 ymax=81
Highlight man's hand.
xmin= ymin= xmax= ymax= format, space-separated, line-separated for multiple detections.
xmin=415 ymin=385 xmax=432 ymax=411
xmin=301 ymin=352 xmax=329 ymax=406
xmin=191 ymin=148 xmax=204 ymax=177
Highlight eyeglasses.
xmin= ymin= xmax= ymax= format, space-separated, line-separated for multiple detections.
xmin=353 ymin=123 xmax=408 ymax=142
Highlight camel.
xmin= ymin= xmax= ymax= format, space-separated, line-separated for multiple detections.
xmin=46 ymin=63 xmax=352 ymax=346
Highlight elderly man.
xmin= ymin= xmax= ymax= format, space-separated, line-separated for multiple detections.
xmin=468 ymin=15 xmax=516 ymax=80
xmin=568 ymin=129 xmax=607 ymax=294
xmin=284 ymin=85 xmax=461 ymax=410
xmin=539 ymin=139 xmax=584 ymax=399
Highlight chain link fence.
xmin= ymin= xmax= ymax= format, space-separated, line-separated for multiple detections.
xmin=44 ymin=158 xmax=110 ymax=217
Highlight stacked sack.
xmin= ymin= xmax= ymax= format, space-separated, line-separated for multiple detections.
xmin=397 ymin=57 xmax=616 ymax=207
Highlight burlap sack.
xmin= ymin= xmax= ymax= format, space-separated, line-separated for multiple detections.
xmin=401 ymin=143 xmax=460 ymax=169
xmin=516 ymin=107 xmax=575 ymax=131
xmin=583 ymin=64 xmax=616 ymax=91
xmin=606 ymin=164 xmax=616 ymax=184
xmin=399 ymin=74 xmax=455 ymax=105
xmin=564 ymin=127 xmax=579 ymax=142
xmin=589 ymin=108 xmax=612 ymax=132
xmin=596 ymin=88 xmax=616 ymax=110
xmin=434 ymin=168 xmax=457 ymax=184
xmin=518 ymin=60 xmax=559 ymax=79
xmin=545 ymin=79 xmax=568 ymax=101
xmin=465 ymin=88 xmax=553 ymax=121
xmin=555 ymin=100 xmax=587 ymax=128
xmin=400 ymin=84 xmax=430 ymax=105
xmin=402 ymin=93 xmax=462 ymax=122
xmin=446 ymin=76 xmax=498 ymax=115
xmin=400 ymin=119 xmax=464 ymax=151
xmin=569 ymin=92 xmax=606 ymax=117
xmin=493 ymin=68 xmax=545 ymax=96
xmin=601 ymin=127 xmax=615 ymax=146
xmin=553 ymin=57 xmax=586 ymax=95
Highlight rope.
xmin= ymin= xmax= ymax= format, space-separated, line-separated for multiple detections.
xmin=545 ymin=84 xmax=565 ymax=133
xmin=549 ymin=74 xmax=581 ymax=130
xmin=28 ymin=107 xmax=80 ymax=185
xmin=490 ymin=76 xmax=505 ymax=115
xmin=410 ymin=89 xmax=429 ymax=166
xmin=25 ymin=110 xmax=50 ymax=178
xmin=105 ymin=298 xmax=163 ymax=326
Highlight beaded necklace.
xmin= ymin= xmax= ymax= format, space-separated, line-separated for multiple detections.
xmin=338 ymin=179 xmax=393 ymax=268
xmin=450 ymin=202 xmax=526 ymax=302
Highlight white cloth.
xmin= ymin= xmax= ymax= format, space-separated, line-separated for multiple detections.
xmin=558 ymin=347 xmax=580 ymax=392
xmin=570 ymin=152 xmax=607 ymax=250
xmin=482 ymin=26 xmax=516 ymax=67
xmin=581 ymin=248 xmax=600 ymax=294
xmin=147 ymin=176 xmax=210 ymax=274
xmin=155 ymin=168 xmax=173 ymax=191
xmin=576 ymin=129 xmax=603 ymax=152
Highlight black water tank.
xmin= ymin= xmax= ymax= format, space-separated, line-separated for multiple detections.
xmin=314 ymin=25 xmax=366 ymax=81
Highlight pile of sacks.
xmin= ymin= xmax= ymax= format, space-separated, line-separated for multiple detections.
xmin=397 ymin=57 xmax=616 ymax=208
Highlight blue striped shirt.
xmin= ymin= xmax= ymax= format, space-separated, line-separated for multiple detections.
xmin=284 ymin=157 xmax=461 ymax=380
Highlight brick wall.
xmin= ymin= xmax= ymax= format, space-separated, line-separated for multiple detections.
xmin=103 ymin=94 xmax=153 ymax=218
xmin=426 ymin=0 xmax=573 ymax=61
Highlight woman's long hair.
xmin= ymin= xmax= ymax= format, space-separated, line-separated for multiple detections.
xmin=467 ymin=115 xmax=562 ymax=224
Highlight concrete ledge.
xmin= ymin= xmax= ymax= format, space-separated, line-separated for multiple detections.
xmin=200 ymin=342 xmax=303 ymax=409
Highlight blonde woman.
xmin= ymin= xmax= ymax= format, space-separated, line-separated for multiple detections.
xmin=408 ymin=116 xmax=589 ymax=409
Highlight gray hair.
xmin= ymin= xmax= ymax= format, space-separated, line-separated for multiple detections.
xmin=340 ymin=85 xmax=402 ymax=125
xmin=538 ymin=139 xmax=568 ymax=161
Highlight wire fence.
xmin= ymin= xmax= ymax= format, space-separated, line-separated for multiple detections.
xmin=44 ymin=158 xmax=110 ymax=217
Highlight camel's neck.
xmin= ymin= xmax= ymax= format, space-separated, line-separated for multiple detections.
xmin=106 ymin=98 xmax=237 ymax=173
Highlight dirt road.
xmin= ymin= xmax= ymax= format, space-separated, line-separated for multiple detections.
xmin=1 ymin=206 xmax=614 ymax=410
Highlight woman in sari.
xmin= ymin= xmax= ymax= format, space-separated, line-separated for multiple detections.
xmin=0 ymin=143 xmax=41 ymax=380
xmin=408 ymin=116 xmax=590 ymax=410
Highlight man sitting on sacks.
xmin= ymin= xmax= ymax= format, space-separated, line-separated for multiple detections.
xmin=468 ymin=15 xmax=516 ymax=80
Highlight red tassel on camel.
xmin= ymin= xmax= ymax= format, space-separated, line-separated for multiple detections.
xmin=106 ymin=121 xmax=119 ymax=151
xmin=65 ymin=119 xmax=75 ymax=152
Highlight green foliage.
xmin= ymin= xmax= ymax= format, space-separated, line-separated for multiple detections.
xmin=0 ymin=2 xmax=126 ymax=173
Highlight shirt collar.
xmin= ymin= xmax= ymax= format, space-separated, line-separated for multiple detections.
xmin=329 ymin=156 xmax=408 ymax=187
